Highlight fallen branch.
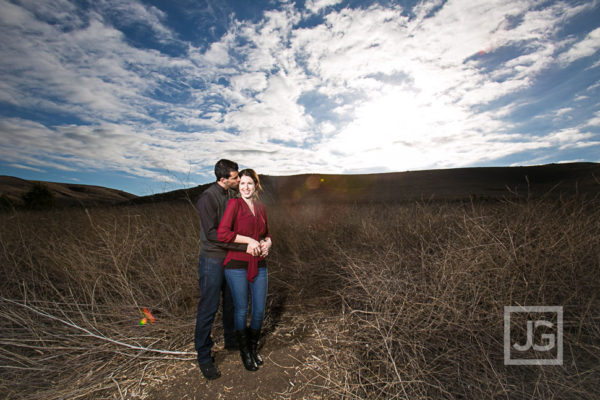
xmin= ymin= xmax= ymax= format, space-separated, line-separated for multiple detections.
xmin=2 ymin=297 xmax=195 ymax=357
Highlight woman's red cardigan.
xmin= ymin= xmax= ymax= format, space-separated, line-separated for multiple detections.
xmin=217 ymin=198 xmax=271 ymax=282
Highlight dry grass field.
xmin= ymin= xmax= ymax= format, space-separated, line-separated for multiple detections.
xmin=0 ymin=191 xmax=599 ymax=398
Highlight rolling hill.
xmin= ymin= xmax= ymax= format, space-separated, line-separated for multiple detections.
xmin=260 ymin=162 xmax=600 ymax=204
xmin=129 ymin=162 xmax=600 ymax=206
xmin=2 ymin=162 xmax=598 ymax=209
xmin=0 ymin=176 xmax=137 ymax=208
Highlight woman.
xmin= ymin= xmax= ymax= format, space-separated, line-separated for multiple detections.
xmin=217 ymin=169 xmax=272 ymax=371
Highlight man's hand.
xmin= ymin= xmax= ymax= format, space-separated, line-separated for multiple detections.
xmin=246 ymin=240 xmax=261 ymax=256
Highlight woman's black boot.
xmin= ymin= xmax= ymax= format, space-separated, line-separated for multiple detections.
xmin=236 ymin=330 xmax=258 ymax=371
xmin=248 ymin=328 xmax=263 ymax=365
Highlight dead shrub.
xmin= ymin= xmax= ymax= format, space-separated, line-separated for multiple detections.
xmin=296 ymin=197 xmax=599 ymax=399
xmin=0 ymin=195 xmax=598 ymax=399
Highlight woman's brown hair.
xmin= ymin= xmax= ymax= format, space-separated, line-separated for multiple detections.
xmin=239 ymin=168 xmax=262 ymax=198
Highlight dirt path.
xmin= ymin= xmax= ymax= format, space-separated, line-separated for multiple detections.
xmin=144 ymin=304 xmax=329 ymax=399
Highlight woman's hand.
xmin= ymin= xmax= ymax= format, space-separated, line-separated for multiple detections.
xmin=260 ymin=238 xmax=272 ymax=257
xmin=245 ymin=239 xmax=261 ymax=256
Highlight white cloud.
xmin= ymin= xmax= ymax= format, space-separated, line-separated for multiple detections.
xmin=0 ymin=117 xmax=189 ymax=180
xmin=230 ymin=72 xmax=268 ymax=92
xmin=9 ymin=163 xmax=45 ymax=173
xmin=319 ymin=121 xmax=336 ymax=135
xmin=305 ymin=0 xmax=343 ymax=14
xmin=201 ymin=40 xmax=231 ymax=65
xmin=0 ymin=0 xmax=597 ymax=188
xmin=588 ymin=80 xmax=600 ymax=91
xmin=554 ymin=107 xmax=574 ymax=117
xmin=547 ymin=128 xmax=594 ymax=145
xmin=101 ymin=0 xmax=175 ymax=43
xmin=0 ymin=3 xmax=185 ymax=124
xmin=585 ymin=111 xmax=600 ymax=127
xmin=556 ymin=159 xmax=586 ymax=164
xmin=558 ymin=27 xmax=600 ymax=64
xmin=224 ymin=72 xmax=314 ymax=143
xmin=291 ymin=0 xmax=594 ymax=171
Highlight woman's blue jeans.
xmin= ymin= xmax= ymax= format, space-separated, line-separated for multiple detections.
xmin=224 ymin=267 xmax=268 ymax=331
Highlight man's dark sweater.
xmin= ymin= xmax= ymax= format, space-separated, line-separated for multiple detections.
xmin=196 ymin=182 xmax=246 ymax=258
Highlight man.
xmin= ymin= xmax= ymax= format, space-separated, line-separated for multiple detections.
xmin=194 ymin=159 xmax=259 ymax=380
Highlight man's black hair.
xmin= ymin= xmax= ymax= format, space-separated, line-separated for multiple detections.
xmin=214 ymin=159 xmax=239 ymax=181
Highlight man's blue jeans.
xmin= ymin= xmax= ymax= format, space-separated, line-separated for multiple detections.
xmin=224 ymin=267 xmax=268 ymax=331
xmin=194 ymin=255 xmax=236 ymax=365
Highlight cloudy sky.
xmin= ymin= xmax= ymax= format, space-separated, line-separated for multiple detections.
xmin=0 ymin=0 xmax=599 ymax=195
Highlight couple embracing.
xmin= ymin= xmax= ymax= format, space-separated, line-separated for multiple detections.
xmin=194 ymin=159 xmax=272 ymax=380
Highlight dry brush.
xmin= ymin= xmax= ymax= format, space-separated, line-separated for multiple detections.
xmin=0 ymin=195 xmax=598 ymax=399
xmin=276 ymin=197 xmax=599 ymax=399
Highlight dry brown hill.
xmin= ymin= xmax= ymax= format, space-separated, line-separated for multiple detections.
xmin=3 ymin=162 xmax=598 ymax=209
xmin=128 ymin=162 xmax=600 ymax=206
xmin=260 ymin=162 xmax=600 ymax=204
xmin=0 ymin=176 xmax=137 ymax=208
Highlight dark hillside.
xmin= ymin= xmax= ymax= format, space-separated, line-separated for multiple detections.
xmin=259 ymin=162 xmax=599 ymax=204
xmin=5 ymin=163 xmax=596 ymax=209
xmin=0 ymin=176 xmax=137 ymax=208
xmin=125 ymin=162 xmax=599 ymax=206
xmin=123 ymin=182 xmax=212 ymax=206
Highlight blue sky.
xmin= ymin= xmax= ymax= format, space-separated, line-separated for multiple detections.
xmin=0 ymin=0 xmax=599 ymax=195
